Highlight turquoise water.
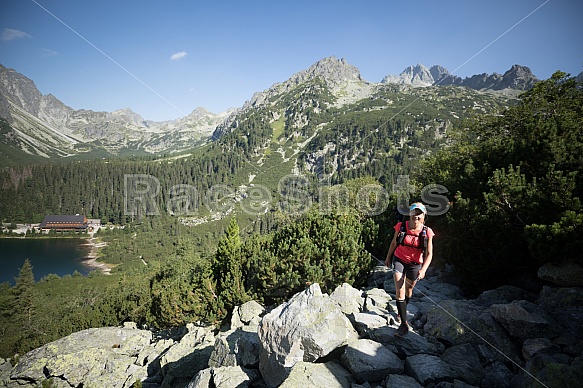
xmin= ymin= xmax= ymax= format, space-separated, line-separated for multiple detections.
xmin=0 ymin=238 xmax=93 ymax=285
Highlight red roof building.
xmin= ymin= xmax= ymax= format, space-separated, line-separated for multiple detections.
xmin=39 ymin=215 xmax=89 ymax=232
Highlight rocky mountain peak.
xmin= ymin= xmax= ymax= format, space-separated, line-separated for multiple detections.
xmin=381 ymin=63 xmax=434 ymax=87
xmin=500 ymin=64 xmax=538 ymax=90
xmin=289 ymin=56 xmax=363 ymax=86
xmin=0 ymin=64 xmax=42 ymax=117
xmin=382 ymin=63 xmax=538 ymax=91
xmin=244 ymin=56 xmax=364 ymax=110
xmin=187 ymin=106 xmax=212 ymax=119
xmin=429 ymin=65 xmax=454 ymax=85
xmin=110 ymin=108 xmax=147 ymax=127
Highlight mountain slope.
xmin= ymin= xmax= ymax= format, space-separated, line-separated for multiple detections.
xmin=0 ymin=64 xmax=232 ymax=163
xmin=212 ymin=56 xmax=521 ymax=189
xmin=1 ymin=58 xmax=535 ymax=167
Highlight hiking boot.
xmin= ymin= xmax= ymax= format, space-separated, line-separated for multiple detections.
xmin=396 ymin=322 xmax=409 ymax=336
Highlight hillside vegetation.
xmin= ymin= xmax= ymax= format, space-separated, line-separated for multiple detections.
xmin=0 ymin=71 xmax=581 ymax=359
xmin=416 ymin=71 xmax=583 ymax=292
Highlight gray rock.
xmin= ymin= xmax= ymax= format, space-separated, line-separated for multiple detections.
xmin=490 ymin=300 xmax=560 ymax=340
xmin=522 ymin=338 xmax=560 ymax=361
xmin=159 ymin=325 xmax=215 ymax=385
xmin=405 ymin=354 xmax=455 ymax=386
xmin=340 ymin=339 xmax=404 ymax=383
xmin=208 ymin=328 xmax=260 ymax=368
xmin=481 ymin=361 xmax=514 ymax=388
xmin=538 ymin=262 xmax=583 ymax=287
xmin=367 ymin=265 xmax=393 ymax=289
xmin=384 ymin=374 xmax=423 ymax=387
xmin=364 ymin=288 xmax=392 ymax=316
xmin=423 ymin=299 xmax=521 ymax=364
xmin=331 ymin=282 xmax=365 ymax=315
xmin=231 ymin=300 xmax=265 ymax=329
xmin=279 ymin=361 xmax=354 ymax=388
xmin=211 ymin=366 xmax=259 ymax=388
xmin=367 ymin=326 xmax=442 ymax=358
xmin=474 ymin=285 xmax=536 ymax=306
xmin=512 ymin=353 xmax=583 ymax=388
xmin=414 ymin=279 xmax=464 ymax=302
xmin=349 ymin=312 xmax=389 ymax=335
xmin=187 ymin=366 xmax=258 ymax=388
xmin=440 ymin=344 xmax=485 ymax=386
xmin=258 ymin=283 xmax=358 ymax=387
xmin=10 ymin=327 xmax=152 ymax=387
xmin=537 ymin=286 xmax=583 ymax=337
xmin=186 ymin=368 xmax=213 ymax=388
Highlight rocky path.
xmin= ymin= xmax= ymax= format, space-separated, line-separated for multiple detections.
xmin=1 ymin=263 xmax=582 ymax=388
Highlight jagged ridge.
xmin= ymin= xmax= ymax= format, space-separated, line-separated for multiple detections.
xmin=381 ymin=63 xmax=539 ymax=90
xmin=0 ymin=58 xmax=546 ymax=164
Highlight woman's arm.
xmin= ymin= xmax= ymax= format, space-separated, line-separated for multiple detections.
xmin=385 ymin=229 xmax=399 ymax=266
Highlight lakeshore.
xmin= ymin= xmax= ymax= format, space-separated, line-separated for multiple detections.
xmin=80 ymin=237 xmax=111 ymax=275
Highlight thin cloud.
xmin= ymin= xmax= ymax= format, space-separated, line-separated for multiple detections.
xmin=42 ymin=48 xmax=59 ymax=57
xmin=170 ymin=51 xmax=188 ymax=61
xmin=1 ymin=28 xmax=31 ymax=41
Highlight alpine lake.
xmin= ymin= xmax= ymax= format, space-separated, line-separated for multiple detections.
xmin=0 ymin=238 xmax=94 ymax=285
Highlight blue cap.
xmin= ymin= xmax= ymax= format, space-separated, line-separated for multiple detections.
xmin=410 ymin=203 xmax=427 ymax=214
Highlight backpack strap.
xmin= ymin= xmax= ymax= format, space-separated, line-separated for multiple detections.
xmin=396 ymin=221 xmax=407 ymax=245
xmin=419 ymin=225 xmax=428 ymax=253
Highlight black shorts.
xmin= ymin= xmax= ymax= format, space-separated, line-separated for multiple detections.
xmin=392 ymin=255 xmax=421 ymax=281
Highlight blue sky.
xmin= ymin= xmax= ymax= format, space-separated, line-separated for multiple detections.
xmin=1 ymin=0 xmax=581 ymax=122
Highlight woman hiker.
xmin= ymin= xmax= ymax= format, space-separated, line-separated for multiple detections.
xmin=385 ymin=202 xmax=434 ymax=336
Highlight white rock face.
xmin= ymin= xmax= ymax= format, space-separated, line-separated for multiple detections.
xmin=381 ymin=64 xmax=435 ymax=87
xmin=257 ymin=283 xmax=358 ymax=387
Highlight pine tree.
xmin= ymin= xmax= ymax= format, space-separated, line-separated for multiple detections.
xmin=213 ymin=218 xmax=248 ymax=314
xmin=12 ymin=259 xmax=36 ymax=350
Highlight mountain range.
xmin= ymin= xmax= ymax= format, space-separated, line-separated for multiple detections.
xmin=0 ymin=58 xmax=541 ymax=165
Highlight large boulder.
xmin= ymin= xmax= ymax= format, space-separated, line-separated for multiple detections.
xmin=512 ymin=353 xmax=583 ymax=388
xmin=385 ymin=374 xmax=424 ymax=387
xmin=186 ymin=366 xmax=259 ymax=388
xmin=257 ymin=283 xmax=358 ymax=387
xmin=279 ymin=361 xmax=354 ymax=388
xmin=349 ymin=312 xmax=389 ymax=335
xmin=481 ymin=361 xmax=514 ymax=388
xmin=339 ymin=339 xmax=404 ymax=383
xmin=230 ymin=300 xmax=265 ymax=330
xmin=330 ymin=282 xmax=365 ymax=315
xmin=10 ymin=327 xmax=152 ymax=388
xmin=474 ymin=285 xmax=537 ymax=307
xmin=404 ymin=354 xmax=456 ymax=386
xmin=490 ymin=300 xmax=561 ymax=341
xmin=423 ymin=299 xmax=521 ymax=364
xmin=538 ymin=262 xmax=583 ymax=287
xmin=522 ymin=338 xmax=560 ymax=361
xmin=440 ymin=343 xmax=485 ymax=386
xmin=159 ymin=325 xmax=215 ymax=387
xmin=537 ymin=286 xmax=583 ymax=338
xmin=208 ymin=327 xmax=260 ymax=368
xmin=367 ymin=326 xmax=442 ymax=358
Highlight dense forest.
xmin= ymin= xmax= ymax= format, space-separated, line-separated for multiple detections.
xmin=0 ymin=72 xmax=581 ymax=359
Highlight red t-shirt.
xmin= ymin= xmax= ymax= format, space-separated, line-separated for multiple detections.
xmin=393 ymin=221 xmax=434 ymax=264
